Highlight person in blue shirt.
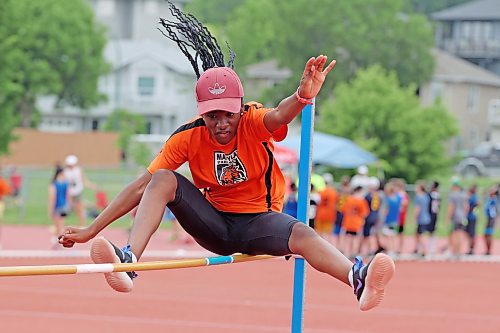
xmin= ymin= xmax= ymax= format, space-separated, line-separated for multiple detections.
xmin=360 ymin=177 xmax=381 ymax=256
xmin=283 ymin=182 xmax=298 ymax=218
xmin=413 ymin=181 xmax=431 ymax=256
xmin=380 ymin=181 xmax=401 ymax=255
xmin=484 ymin=187 xmax=497 ymax=255
xmin=48 ymin=167 xmax=69 ymax=248
xmin=465 ymin=184 xmax=479 ymax=255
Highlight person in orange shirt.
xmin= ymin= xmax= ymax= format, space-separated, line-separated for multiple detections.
xmin=342 ymin=186 xmax=370 ymax=259
xmin=333 ymin=176 xmax=351 ymax=249
xmin=0 ymin=169 xmax=12 ymax=249
xmin=58 ymin=3 xmax=394 ymax=311
xmin=315 ymin=173 xmax=338 ymax=241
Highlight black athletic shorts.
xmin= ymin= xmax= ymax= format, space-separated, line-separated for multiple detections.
xmin=466 ymin=217 xmax=477 ymax=238
xmin=428 ymin=213 xmax=438 ymax=233
xmin=167 ymin=172 xmax=299 ymax=256
xmin=417 ymin=224 xmax=431 ymax=235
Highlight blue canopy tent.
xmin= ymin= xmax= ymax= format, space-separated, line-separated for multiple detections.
xmin=278 ymin=131 xmax=377 ymax=168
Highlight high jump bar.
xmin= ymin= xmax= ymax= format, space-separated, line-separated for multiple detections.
xmin=0 ymin=254 xmax=275 ymax=277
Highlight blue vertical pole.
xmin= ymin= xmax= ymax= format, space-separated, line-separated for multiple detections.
xmin=291 ymin=101 xmax=315 ymax=333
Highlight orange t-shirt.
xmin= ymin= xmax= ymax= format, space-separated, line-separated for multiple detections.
xmin=315 ymin=186 xmax=338 ymax=222
xmin=341 ymin=195 xmax=369 ymax=232
xmin=0 ymin=178 xmax=11 ymax=200
xmin=148 ymin=103 xmax=287 ymax=213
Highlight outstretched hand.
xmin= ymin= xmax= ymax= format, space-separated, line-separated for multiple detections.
xmin=297 ymin=55 xmax=336 ymax=99
xmin=58 ymin=226 xmax=94 ymax=248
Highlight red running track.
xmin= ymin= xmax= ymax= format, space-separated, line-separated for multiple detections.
xmin=0 ymin=225 xmax=499 ymax=333
xmin=0 ymin=258 xmax=499 ymax=333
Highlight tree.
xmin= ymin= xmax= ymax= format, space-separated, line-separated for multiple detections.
xmin=0 ymin=0 xmax=20 ymax=155
xmin=130 ymin=141 xmax=153 ymax=168
xmin=222 ymin=0 xmax=434 ymax=104
xmin=318 ymin=65 xmax=457 ymax=182
xmin=0 ymin=0 xmax=109 ymax=128
xmin=103 ymin=109 xmax=147 ymax=161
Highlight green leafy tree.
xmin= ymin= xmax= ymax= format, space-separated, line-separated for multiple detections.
xmin=0 ymin=0 xmax=20 ymax=154
xmin=0 ymin=0 xmax=109 ymax=128
xmin=222 ymin=0 xmax=434 ymax=104
xmin=130 ymin=141 xmax=153 ymax=167
xmin=104 ymin=109 xmax=147 ymax=160
xmin=318 ymin=65 xmax=457 ymax=182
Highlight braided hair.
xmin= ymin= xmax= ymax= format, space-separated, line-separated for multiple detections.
xmin=158 ymin=1 xmax=235 ymax=78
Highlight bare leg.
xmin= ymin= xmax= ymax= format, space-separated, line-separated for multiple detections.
xmin=288 ymin=223 xmax=352 ymax=286
xmin=451 ymin=230 xmax=465 ymax=255
xmin=53 ymin=215 xmax=64 ymax=237
xmin=415 ymin=233 xmax=421 ymax=254
xmin=128 ymin=170 xmax=176 ymax=259
xmin=468 ymin=234 xmax=475 ymax=254
xmin=485 ymin=235 xmax=492 ymax=255
xmin=73 ymin=200 xmax=86 ymax=227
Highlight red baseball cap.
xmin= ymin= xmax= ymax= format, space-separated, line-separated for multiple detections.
xmin=195 ymin=67 xmax=244 ymax=115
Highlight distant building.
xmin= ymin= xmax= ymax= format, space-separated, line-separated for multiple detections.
xmin=419 ymin=49 xmax=500 ymax=153
xmin=38 ymin=0 xmax=196 ymax=135
xmin=244 ymin=60 xmax=292 ymax=102
xmin=38 ymin=0 xmax=290 ymax=138
xmin=432 ymin=0 xmax=500 ymax=75
xmin=38 ymin=39 xmax=197 ymax=134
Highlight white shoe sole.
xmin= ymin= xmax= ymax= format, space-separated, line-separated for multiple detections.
xmin=359 ymin=253 xmax=395 ymax=311
xmin=90 ymin=236 xmax=133 ymax=293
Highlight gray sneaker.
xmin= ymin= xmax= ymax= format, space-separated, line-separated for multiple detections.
xmin=90 ymin=236 xmax=137 ymax=292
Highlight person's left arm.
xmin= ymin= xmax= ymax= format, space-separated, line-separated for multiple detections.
xmin=81 ymin=170 xmax=97 ymax=191
xmin=263 ymin=55 xmax=336 ymax=132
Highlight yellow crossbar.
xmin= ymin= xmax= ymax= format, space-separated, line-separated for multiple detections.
xmin=0 ymin=254 xmax=275 ymax=277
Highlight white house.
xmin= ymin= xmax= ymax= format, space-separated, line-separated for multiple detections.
xmin=38 ymin=0 xmax=197 ymax=135
xmin=419 ymin=49 xmax=500 ymax=153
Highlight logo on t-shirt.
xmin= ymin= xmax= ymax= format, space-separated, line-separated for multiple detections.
xmin=214 ymin=150 xmax=248 ymax=186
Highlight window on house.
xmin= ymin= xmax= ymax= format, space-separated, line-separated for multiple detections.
xmin=467 ymin=85 xmax=479 ymax=113
xmin=171 ymin=115 xmax=178 ymax=132
xmin=430 ymin=81 xmax=443 ymax=102
xmin=144 ymin=0 xmax=159 ymax=14
xmin=138 ymin=76 xmax=155 ymax=96
xmin=96 ymin=0 xmax=115 ymax=17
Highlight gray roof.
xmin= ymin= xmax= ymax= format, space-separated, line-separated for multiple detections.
xmin=432 ymin=48 xmax=500 ymax=86
xmin=432 ymin=0 xmax=500 ymax=21
xmin=105 ymin=39 xmax=196 ymax=76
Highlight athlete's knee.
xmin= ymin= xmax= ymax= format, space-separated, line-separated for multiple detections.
xmin=288 ymin=222 xmax=320 ymax=254
xmin=150 ymin=169 xmax=175 ymax=184
xmin=148 ymin=170 xmax=177 ymax=195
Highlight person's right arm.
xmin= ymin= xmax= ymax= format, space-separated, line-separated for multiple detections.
xmin=59 ymin=171 xmax=152 ymax=247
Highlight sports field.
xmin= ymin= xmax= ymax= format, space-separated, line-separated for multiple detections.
xmin=0 ymin=225 xmax=499 ymax=333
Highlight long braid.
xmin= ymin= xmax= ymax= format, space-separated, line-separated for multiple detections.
xmin=158 ymin=1 xmax=235 ymax=78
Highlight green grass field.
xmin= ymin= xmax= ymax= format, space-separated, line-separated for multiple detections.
xmin=2 ymin=168 xmax=499 ymax=237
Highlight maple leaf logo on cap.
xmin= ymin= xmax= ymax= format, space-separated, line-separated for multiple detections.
xmin=208 ymin=82 xmax=226 ymax=95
